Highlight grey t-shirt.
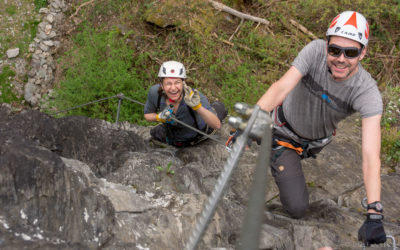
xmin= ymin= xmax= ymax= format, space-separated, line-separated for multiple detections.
xmin=144 ymin=84 xmax=215 ymax=142
xmin=278 ymin=39 xmax=382 ymax=140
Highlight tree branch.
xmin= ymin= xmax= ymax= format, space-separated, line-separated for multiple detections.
xmin=289 ymin=18 xmax=318 ymax=40
xmin=208 ymin=0 xmax=270 ymax=26
xmin=70 ymin=0 xmax=96 ymax=20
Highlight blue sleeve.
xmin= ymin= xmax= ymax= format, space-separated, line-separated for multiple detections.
xmin=143 ymin=84 xmax=160 ymax=114
xmin=199 ymin=91 xmax=216 ymax=114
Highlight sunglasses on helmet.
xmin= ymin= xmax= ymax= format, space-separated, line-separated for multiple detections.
xmin=327 ymin=44 xmax=363 ymax=59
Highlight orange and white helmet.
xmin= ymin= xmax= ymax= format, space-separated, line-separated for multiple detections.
xmin=326 ymin=11 xmax=370 ymax=46
xmin=158 ymin=61 xmax=186 ymax=79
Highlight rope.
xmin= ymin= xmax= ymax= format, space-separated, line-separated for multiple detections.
xmin=121 ymin=94 xmax=146 ymax=106
xmin=50 ymin=95 xmax=119 ymax=115
xmin=170 ymin=116 xmax=230 ymax=150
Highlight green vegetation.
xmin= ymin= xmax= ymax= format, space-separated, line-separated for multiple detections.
xmin=5 ymin=5 xmax=17 ymax=16
xmin=47 ymin=25 xmax=148 ymax=124
xmin=34 ymin=0 xmax=48 ymax=11
xmin=23 ymin=19 xmax=41 ymax=41
xmin=156 ymin=162 xmax=175 ymax=175
xmin=38 ymin=0 xmax=399 ymax=168
xmin=381 ymin=86 xmax=400 ymax=167
xmin=0 ymin=66 xmax=20 ymax=104
xmin=0 ymin=1 xmax=42 ymax=57
xmin=307 ymin=181 xmax=316 ymax=188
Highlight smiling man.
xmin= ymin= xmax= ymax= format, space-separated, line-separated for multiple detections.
xmin=256 ymin=11 xmax=386 ymax=246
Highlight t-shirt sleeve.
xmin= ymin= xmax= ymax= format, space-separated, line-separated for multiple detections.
xmin=143 ymin=85 xmax=159 ymax=114
xmin=352 ymin=84 xmax=383 ymax=118
xmin=199 ymin=91 xmax=215 ymax=114
xmin=292 ymin=39 xmax=325 ymax=76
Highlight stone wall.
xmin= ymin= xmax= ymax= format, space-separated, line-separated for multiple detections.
xmin=24 ymin=0 xmax=67 ymax=106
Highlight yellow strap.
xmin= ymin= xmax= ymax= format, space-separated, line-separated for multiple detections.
xmin=276 ymin=140 xmax=303 ymax=155
xmin=192 ymin=103 xmax=202 ymax=110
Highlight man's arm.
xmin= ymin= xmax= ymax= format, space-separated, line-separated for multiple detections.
xmin=361 ymin=114 xmax=382 ymax=211
xmin=256 ymin=66 xmax=303 ymax=112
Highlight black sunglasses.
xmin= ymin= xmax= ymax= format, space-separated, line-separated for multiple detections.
xmin=327 ymin=44 xmax=363 ymax=59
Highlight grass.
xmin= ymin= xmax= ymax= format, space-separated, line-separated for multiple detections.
xmin=0 ymin=65 xmax=20 ymax=104
xmin=0 ymin=1 xmax=42 ymax=57
xmin=5 ymin=5 xmax=17 ymax=15
xmin=46 ymin=24 xmax=149 ymax=124
xmin=34 ymin=0 xmax=48 ymax=11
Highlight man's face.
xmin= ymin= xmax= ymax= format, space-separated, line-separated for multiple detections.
xmin=161 ymin=77 xmax=183 ymax=101
xmin=326 ymin=36 xmax=366 ymax=81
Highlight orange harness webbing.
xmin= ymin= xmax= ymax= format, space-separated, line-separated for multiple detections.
xmin=276 ymin=140 xmax=304 ymax=155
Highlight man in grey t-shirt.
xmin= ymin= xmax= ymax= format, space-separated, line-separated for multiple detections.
xmin=256 ymin=11 xmax=386 ymax=246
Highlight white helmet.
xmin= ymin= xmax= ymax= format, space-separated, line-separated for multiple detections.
xmin=326 ymin=11 xmax=369 ymax=46
xmin=158 ymin=61 xmax=186 ymax=79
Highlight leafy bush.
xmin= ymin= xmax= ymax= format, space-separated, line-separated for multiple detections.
xmin=381 ymin=86 xmax=400 ymax=167
xmin=382 ymin=128 xmax=400 ymax=168
xmin=46 ymin=25 xmax=148 ymax=124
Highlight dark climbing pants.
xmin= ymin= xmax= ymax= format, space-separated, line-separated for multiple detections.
xmin=270 ymin=134 xmax=325 ymax=219
xmin=270 ymin=148 xmax=309 ymax=218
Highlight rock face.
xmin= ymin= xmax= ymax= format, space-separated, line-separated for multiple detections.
xmin=0 ymin=105 xmax=399 ymax=249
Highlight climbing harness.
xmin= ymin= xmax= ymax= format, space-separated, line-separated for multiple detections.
xmin=271 ymin=136 xmax=316 ymax=161
xmin=275 ymin=140 xmax=303 ymax=155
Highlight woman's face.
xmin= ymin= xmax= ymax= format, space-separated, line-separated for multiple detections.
xmin=161 ymin=77 xmax=184 ymax=101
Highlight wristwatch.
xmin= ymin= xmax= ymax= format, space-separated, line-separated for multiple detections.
xmin=367 ymin=201 xmax=383 ymax=213
xmin=367 ymin=213 xmax=384 ymax=220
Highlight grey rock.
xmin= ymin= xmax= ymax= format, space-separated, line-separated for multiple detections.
xmin=0 ymin=107 xmax=398 ymax=250
xmin=39 ymin=43 xmax=49 ymax=52
xmin=39 ymin=8 xmax=49 ymax=14
xmin=24 ymin=82 xmax=38 ymax=104
xmin=48 ymin=30 xmax=57 ymax=38
xmin=45 ymin=24 xmax=52 ymax=34
xmin=14 ymin=58 xmax=27 ymax=77
xmin=43 ymin=40 xmax=54 ymax=47
xmin=37 ymin=31 xmax=49 ymax=40
xmin=46 ymin=14 xmax=55 ymax=23
xmin=6 ymin=48 xmax=19 ymax=58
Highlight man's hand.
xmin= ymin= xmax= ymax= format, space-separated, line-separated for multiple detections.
xmin=183 ymin=83 xmax=202 ymax=110
xmin=358 ymin=213 xmax=386 ymax=246
xmin=156 ymin=108 xmax=172 ymax=123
